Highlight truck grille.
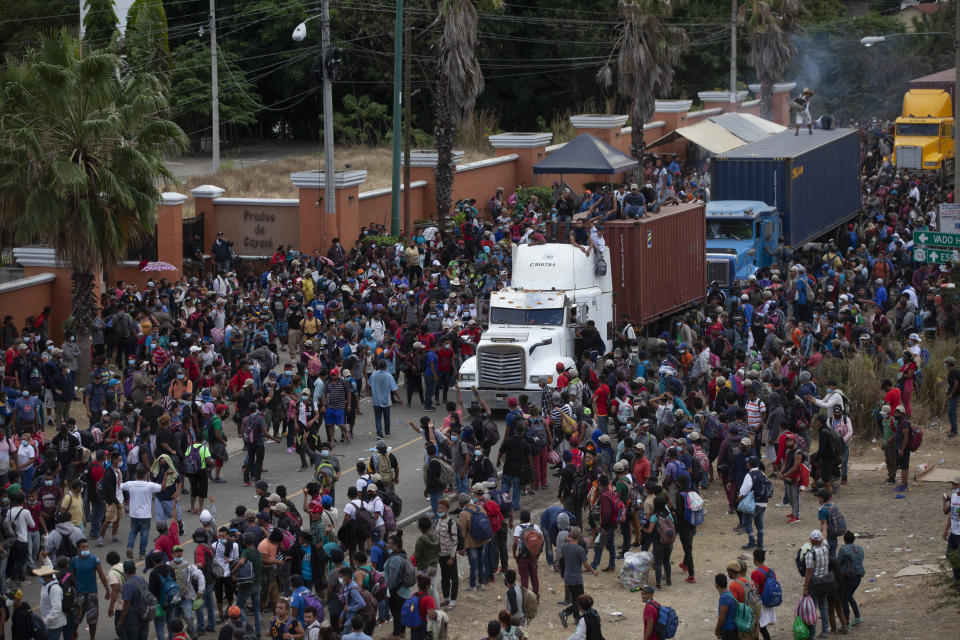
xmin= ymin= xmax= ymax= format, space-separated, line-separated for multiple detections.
xmin=477 ymin=346 xmax=525 ymax=388
xmin=707 ymin=259 xmax=730 ymax=287
xmin=896 ymin=145 xmax=922 ymax=169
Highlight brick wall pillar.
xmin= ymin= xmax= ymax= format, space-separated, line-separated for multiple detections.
xmin=189 ymin=184 xmax=224 ymax=255
xmin=569 ymin=115 xmax=629 ymax=147
xmin=488 ymin=133 xmax=553 ymax=189
xmin=748 ymin=82 xmax=798 ymax=126
xmin=157 ymin=192 xmax=186 ymax=274
xmin=698 ymin=90 xmax=749 ymax=113
xmin=291 ymin=170 xmax=368 ymax=253
xmin=400 ymin=150 xmax=465 ymax=229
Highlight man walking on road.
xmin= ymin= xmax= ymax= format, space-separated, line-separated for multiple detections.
xmin=121 ymin=466 xmax=163 ymax=560
xmin=369 ymin=360 xmax=399 ymax=438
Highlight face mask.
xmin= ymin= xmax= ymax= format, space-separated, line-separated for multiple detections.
xmin=438 ymin=510 xmax=447 ymax=518
xmin=173 ymin=557 xmax=183 ymax=564
xmin=128 ymin=360 xmax=135 ymax=366
xmin=47 ymin=345 xmax=53 ymax=351
xmin=70 ymin=336 xmax=75 ymax=342
xmin=44 ymin=480 xmax=53 ymax=486
xmin=338 ymin=577 xmax=345 ymax=585
xmin=321 ymin=450 xmax=329 ymax=457
xmin=184 ymin=333 xmax=191 ymax=339
xmin=80 ymin=550 xmax=91 ymax=557
xmin=474 ymin=450 xmax=482 ymax=458
xmin=451 ymin=435 xmax=458 ymax=442
xmin=177 ymin=374 xmax=185 ymax=379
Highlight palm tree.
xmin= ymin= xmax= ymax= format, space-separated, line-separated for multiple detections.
xmin=599 ymin=0 xmax=688 ymax=164
xmin=740 ymin=0 xmax=805 ymax=120
xmin=432 ymin=0 xmax=503 ymax=220
xmin=0 ymin=31 xmax=187 ymax=382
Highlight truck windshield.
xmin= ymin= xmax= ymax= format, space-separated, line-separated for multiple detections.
xmin=897 ymin=123 xmax=940 ymax=136
xmin=489 ymin=307 xmax=564 ymax=326
xmin=707 ymin=220 xmax=754 ymax=241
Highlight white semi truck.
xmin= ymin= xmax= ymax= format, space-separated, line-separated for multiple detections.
xmin=457 ymin=242 xmax=613 ymax=408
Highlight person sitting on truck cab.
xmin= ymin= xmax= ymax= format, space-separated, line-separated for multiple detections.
xmin=569 ymin=219 xmax=591 ymax=256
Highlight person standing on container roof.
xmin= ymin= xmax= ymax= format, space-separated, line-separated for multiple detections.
xmin=794 ymin=88 xmax=815 ymax=136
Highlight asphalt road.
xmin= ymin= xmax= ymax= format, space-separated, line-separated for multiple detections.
xmin=13 ymin=393 xmax=454 ymax=636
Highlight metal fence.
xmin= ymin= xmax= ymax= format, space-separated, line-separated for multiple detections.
xmin=124 ymin=228 xmax=158 ymax=262
xmin=182 ymin=213 xmax=204 ymax=259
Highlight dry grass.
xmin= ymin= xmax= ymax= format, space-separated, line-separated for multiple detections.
xmin=178 ymin=144 xmax=488 ymax=217
xmin=454 ymin=108 xmax=499 ymax=152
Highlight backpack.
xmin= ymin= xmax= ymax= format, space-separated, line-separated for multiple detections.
xmin=734 ymin=599 xmax=755 ymax=633
xmin=285 ymin=397 xmax=298 ymax=422
xmin=350 ymin=500 xmax=375 ymax=541
xmin=230 ymin=556 xmax=253 ymax=587
xmin=518 ymin=524 xmax=544 ymax=558
xmin=276 ymin=526 xmax=296 ymax=552
xmin=383 ymin=504 xmax=397 ymax=532
xmin=666 ymin=459 xmax=692 ymax=491
xmin=134 ymin=578 xmax=157 ymax=622
xmin=241 ymin=414 xmax=259 ymax=444
xmin=283 ymin=501 xmax=304 ymax=530
xmin=58 ymin=573 xmax=77 ymax=614
xmin=301 ymin=589 xmax=324 ymax=618
xmin=198 ymin=544 xmax=224 ymax=581
xmin=372 ymin=452 xmax=394 ymax=486
xmin=525 ymin=421 xmax=547 ymax=453
xmin=560 ymin=411 xmax=578 ymax=435
xmin=158 ymin=569 xmax=182 ymax=610
xmin=606 ymin=491 xmax=626 ymax=526
xmin=30 ymin=612 xmax=49 ymax=640
xmin=795 ymin=547 xmax=808 ymax=577
xmin=307 ymin=355 xmax=323 ymax=377
xmin=359 ymin=588 xmax=378 ymax=620
xmin=654 ymin=602 xmax=680 ymax=639
xmin=681 ymin=491 xmax=705 ymax=526
xmin=467 ymin=504 xmax=493 ymax=543
xmin=836 ymin=391 xmax=851 ymax=416
xmin=751 ymin=470 xmax=775 ymax=503
xmin=482 ymin=418 xmax=500 ymax=448
xmin=434 ymin=458 xmax=455 ymax=488
xmin=183 ymin=444 xmax=203 ymax=475
xmin=824 ymin=504 xmax=847 ymax=538
xmin=521 ymin=586 xmax=539 ymax=622
xmin=571 ymin=465 xmax=590 ymax=500
xmin=399 ymin=555 xmax=417 ymax=588
xmin=400 ymin=594 xmax=423 ymax=627
xmin=758 ymin=567 xmax=783 ymax=608
xmin=657 ymin=513 xmax=676 ymax=544
xmin=908 ymin=422 xmax=923 ymax=452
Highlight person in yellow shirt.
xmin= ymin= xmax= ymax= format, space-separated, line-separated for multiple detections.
xmin=60 ymin=478 xmax=86 ymax=533
xmin=300 ymin=309 xmax=321 ymax=341
xmin=301 ymin=276 xmax=315 ymax=304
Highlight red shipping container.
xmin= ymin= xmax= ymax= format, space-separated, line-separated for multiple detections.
xmin=603 ymin=202 xmax=706 ymax=327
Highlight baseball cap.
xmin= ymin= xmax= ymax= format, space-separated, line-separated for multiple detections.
xmin=725 ymin=561 xmax=741 ymax=573
xmin=228 ymin=605 xmax=242 ymax=618
xmin=810 ymin=530 xmax=823 ymax=541
xmin=199 ymin=510 xmax=212 ymax=523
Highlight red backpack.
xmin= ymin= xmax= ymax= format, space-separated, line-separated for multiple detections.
xmin=604 ymin=490 xmax=626 ymax=526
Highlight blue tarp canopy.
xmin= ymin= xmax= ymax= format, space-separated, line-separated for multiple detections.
xmin=533 ymin=133 xmax=639 ymax=175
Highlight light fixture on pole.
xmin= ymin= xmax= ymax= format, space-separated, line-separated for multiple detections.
xmin=293 ymin=6 xmax=336 ymax=216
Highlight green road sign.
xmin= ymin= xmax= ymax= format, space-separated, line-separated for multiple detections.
xmin=911 ymin=246 xmax=960 ymax=264
xmin=913 ymin=230 xmax=960 ymax=248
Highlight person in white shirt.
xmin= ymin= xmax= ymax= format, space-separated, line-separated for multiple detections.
xmin=6 ymin=492 xmax=35 ymax=585
xmin=36 ymin=565 xmax=67 ymax=635
xmin=16 ymin=438 xmax=37 ymax=492
xmin=364 ymin=483 xmax=386 ymax=539
xmin=120 ymin=466 xmax=163 ymax=560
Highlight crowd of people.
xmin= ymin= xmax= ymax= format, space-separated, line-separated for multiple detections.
xmin=0 ymin=121 xmax=959 ymax=640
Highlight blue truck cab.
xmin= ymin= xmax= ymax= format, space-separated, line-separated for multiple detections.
xmin=705 ymin=200 xmax=781 ymax=288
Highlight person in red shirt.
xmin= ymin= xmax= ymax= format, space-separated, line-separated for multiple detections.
xmin=410 ymin=574 xmax=436 ymax=639
xmin=640 ymin=584 xmax=662 ymax=640
xmin=434 ymin=338 xmax=456 ymax=406
xmin=881 ymin=378 xmax=901 ymax=414
xmin=458 ymin=322 xmax=482 ymax=358
xmin=750 ymin=548 xmax=777 ymax=640
xmin=592 ymin=381 xmax=610 ymax=433
xmin=555 ymin=363 xmax=570 ymax=390
xmin=153 ymin=520 xmax=181 ymax=561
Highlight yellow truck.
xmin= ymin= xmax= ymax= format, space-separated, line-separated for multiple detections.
xmin=893 ymin=88 xmax=954 ymax=174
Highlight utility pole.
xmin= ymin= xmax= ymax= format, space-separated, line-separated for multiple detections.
xmin=390 ymin=0 xmax=403 ymax=235
xmin=730 ymin=0 xmax=737 ymax=104
xmin=78 ymin=0 xmax=83 ymax=55
xmin=210 ymin=0 xmax=220 ymax=172
xmin=321 ymin=0 xmax=335 ymax=215
xmin=403 ymin=13 xmax=412 ymax=234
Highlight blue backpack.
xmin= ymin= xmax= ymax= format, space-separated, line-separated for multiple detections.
xmin=654 ymin=602 xmax=680 ymax=638
xmin=400 ymin=594 xmax=423 ymax=627
xmin=158 ymin=570 xmax=182 ymax=610
xmin=758 ymin=567 xmax=783 ymax=607
xmin=468 ymin=505 xmax=493 ymax=543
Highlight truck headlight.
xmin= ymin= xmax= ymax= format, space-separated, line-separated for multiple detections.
xmin=529 ymin=375 xmax=553 ymax=384
xmin=460 ymin=373 xmax=475 ymax=382
xmin=924 ymin=161 xmax=938 ymax=167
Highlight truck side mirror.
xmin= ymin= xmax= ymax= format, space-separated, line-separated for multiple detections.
xmin=575 ymin=305 xmax=588 ymax=324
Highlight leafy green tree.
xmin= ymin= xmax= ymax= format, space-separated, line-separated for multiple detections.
xmin=83 ymin=0 xmax=119 ymax=50
xmin=333 ymin=95 xmax=391 ymax=145
xmin=740 ymin=0 xmax=805 ymax=119
xmin=169 ymin=42 xmax=263 ymax=146
xmin=599 ymin=0 xmax=687 ymax=162
xmin=126 ymin=0 xmax=171 ymax=81
xmin=433 ymin=0 xmax=504 ymax=219
xmin=0 ymin=31 xmax=187 ymax=381
xmin=0 ymin=0 xmax=76 ymax=58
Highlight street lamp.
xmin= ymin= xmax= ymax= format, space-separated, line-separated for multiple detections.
xmin=293 ymin=8 xmax=336 ymax=216
xmin=861 ymin=26 xmax=958 ymax=182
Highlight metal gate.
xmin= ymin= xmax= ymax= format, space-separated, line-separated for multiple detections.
xmin=182 ymin=213 xmax=204 ymax=259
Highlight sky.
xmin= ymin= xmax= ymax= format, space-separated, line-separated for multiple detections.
xmin=80 ymin=0 xmax=137 ymax=35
